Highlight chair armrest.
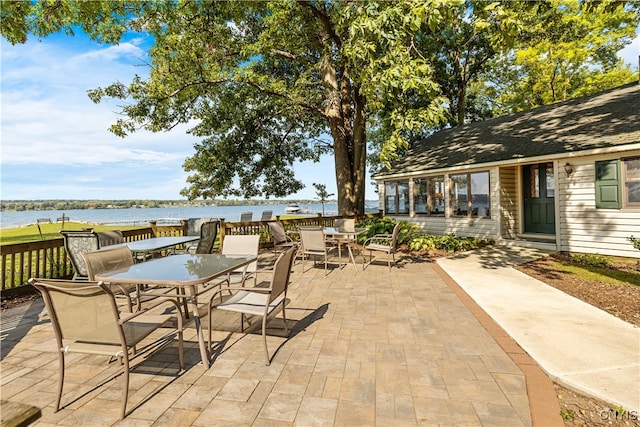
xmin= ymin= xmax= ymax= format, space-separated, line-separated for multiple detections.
xmin=373 ymin=233 xmax=392 ymax=238
xmin=118 ymin=297 xmax=183 ymax=323
xmin=363 ymin=234 xmax=393 ymax=246
xmin=207 ymin=285 xmax=272 ymax=304
xmin=227 ymin=286 xmax=272 ymax=293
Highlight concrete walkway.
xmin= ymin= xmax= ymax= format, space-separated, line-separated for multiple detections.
xmin=437 ymin=246 xmax=640 ymax=414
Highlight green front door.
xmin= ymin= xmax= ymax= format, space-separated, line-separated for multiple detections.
xmin=523 ymin=163 xmax=556 ymax=234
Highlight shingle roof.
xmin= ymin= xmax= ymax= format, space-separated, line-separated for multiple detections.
xmin=378 ymin=82 xmax=640 ymax=177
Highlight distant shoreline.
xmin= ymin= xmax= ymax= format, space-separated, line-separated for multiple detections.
xmin=1 ymin=202 xmax=381 ymax=229
xmin=0 ymin=199 xmax=358 ymax=212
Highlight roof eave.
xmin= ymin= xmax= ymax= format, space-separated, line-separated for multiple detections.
xmin=373 ymin=142 xmax=640 ymax=181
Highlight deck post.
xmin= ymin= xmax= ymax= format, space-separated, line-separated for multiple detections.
xmin=149 ymin=220 xmax=158 ymax=237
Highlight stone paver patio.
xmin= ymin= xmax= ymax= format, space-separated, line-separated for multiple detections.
xmin=1 ymin=253 xmax=543 ymax=426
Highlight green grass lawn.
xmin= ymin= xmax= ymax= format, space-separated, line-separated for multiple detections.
xmin=549 ymin=260 xmax=640 ymax=286
xmin=0 ymin=222 xmax=141 ymax=245
xmin=1 ymin=214 xmax=317 ymax=245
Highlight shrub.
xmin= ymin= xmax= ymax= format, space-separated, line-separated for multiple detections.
xmin=570 ymin=253 xmax=611 ymax=268
xmin=629 ymin=236 xmax=640 ymax=251
xmin=408 ymin=235 xmax=440 ymax=251
xmin=408 ymin=232 xmax=494 ymax=253
xmin=355 ymin=218 xmax=419 ymax=244
xmin=356 ymin=218 xmax=494 ymax=254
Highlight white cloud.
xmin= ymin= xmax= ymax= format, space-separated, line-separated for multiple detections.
xmin=0 ymin=32 xmax=365 ymax=201
xmin=74 ymin=42 xmax=145 ymax=62
xmin=0 ymin=34 xmax=195 ymax=199
xmin=618 ymin=34 xmax=639 ymax=68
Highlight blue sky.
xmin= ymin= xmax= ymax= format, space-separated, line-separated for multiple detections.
xmin=1 ymin=30 xmax=638 ymax=201
xmin=0 ymin=31 xmax=358 ymax=201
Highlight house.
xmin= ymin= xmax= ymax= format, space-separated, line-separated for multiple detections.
xmin=373 ymin=82 xmax=640 ymax=258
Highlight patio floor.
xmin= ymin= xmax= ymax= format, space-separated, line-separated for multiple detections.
xmin=1 ymin=252 xmax=553 ymax=426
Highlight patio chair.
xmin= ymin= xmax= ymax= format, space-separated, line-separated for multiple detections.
xmin=208 ymin=246 xmax=296 ymax=365
xmin=329 ymin=218 xmax=359 ymax=266
xmin=298 ymin=226 xmax=337 ymax=274
xmin=333 ymin=218 xmax=355 ymax=230
xmin=60 ymin=230 xmax=100 ymax=279
xmin=240 ymin=212 xmax=253 ymax=222
xmin=81 ymin=246 xmax=178 ymax=313
xmin=177 ymin=217 xmax=215 ymax=254
xmin=194 ymin=220 xmax=219 ymax=254
xmin=186 ymin=217 xmax=213 ymax=236
xmin=97 ymin=230 xmax=124 ymax=247
xmin=260 ymin=210 xmax=273 ymax=221
xmin=205 ymin=234 xmax=261 ymax=293
xmin=267 ymin=221 xmax=296 ymax=255
xmin=29 ymin=278 xmax=184 ymax=420
xmin=330 ymin=218 xmax=356 ymax=252
xmin=81 ymin=246 xmax=137 ymax=311
xmin=362 ymin=222 xmax=401 ymax=270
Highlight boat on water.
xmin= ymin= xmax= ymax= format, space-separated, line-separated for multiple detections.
xmin=284 ymin=204 xmax=301 ymax=213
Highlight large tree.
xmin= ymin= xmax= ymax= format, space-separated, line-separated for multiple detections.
xmin=1 ymin=0 xmax=451 ymax=215
xmin=361 ymin=0 xmax=522 ymax=169
xmin=479 ymin=0 xmax=639 ymax=116
xmin=364 ymin=0 xmax=638 ymax=175
xmin=4 ymin=1 xmax=636 ymax=211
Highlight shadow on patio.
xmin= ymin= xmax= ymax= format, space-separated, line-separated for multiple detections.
xmin=1 ymin=252 xmax=534 ymax=426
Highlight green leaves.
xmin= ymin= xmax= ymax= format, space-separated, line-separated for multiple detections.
xmin=4 ymin=0 xmax=637 ymax=211
xmin=485 ymin=0 xmax=639 ymax=114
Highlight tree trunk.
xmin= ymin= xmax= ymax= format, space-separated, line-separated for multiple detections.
xmin=456 ymin=79 xmax=466 ymax=125
xmin=331 ymin=110 xmax=365 ymax=216
xmin=322 ymin=58 xmax=366 ymax=217
xmin=351 ymin=85 xmax=366 ymax=216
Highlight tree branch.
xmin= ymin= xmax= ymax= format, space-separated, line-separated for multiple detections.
xmin=296 ymin=0 xmax=341 ymax=48
xmin=240 ymin=79 xmax=326 ymax=116
xmin=269 ymin=49 xmax=312 ymax=66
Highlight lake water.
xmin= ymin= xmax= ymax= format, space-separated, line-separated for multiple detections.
xmin=1 ymin=202 xmax=380 ymax=229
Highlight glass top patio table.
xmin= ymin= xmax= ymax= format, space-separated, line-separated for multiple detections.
xmin=95 ymin=253 xmax=256 ymax=369
xmin=107 ymin=236 xmax=200 ymax=256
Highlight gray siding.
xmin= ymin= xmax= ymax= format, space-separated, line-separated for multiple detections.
xmin=558 ymin=152 xmax=640 ymax=258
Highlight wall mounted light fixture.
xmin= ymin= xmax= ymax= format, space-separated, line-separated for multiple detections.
xmin=564 ymin=162 xmax=574 ymax=177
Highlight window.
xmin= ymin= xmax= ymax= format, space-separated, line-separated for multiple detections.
xmin=450 ymin=171 xmax=490 ymax=218
xmin=529 ymin=163 xmax=555 ymax=198
xmin=595 ymin=157 xmax=640 ymax=209
xmin=385 ymin=181 xmax=409 ymax=214
xmin=414 ymin=176 xmax=445 ymax=216
xmin=623 ymin=157 xmax=640 ymax=207
xmin=545 ymin=163 xmax=555 ymax=198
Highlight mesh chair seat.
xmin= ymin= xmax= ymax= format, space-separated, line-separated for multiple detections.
xmin=208 ymin=247 xmax=296 ymax=365
xmin=298 ymin=226 xmax=338 ymax=274
xmin=29 ymin=278 xmax=184 ymax=420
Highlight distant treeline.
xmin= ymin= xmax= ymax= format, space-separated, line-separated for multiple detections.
xmin=1 ymin=199 xmax=325 ymax=212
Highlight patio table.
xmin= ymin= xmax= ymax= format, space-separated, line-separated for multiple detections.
xmin=106 ymin=235 xmax=200 ymax=259
xmin=322 ymin=227 xmax=368 ymax=270
xmin=95 ymin=253 xmax=256 ymax=370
